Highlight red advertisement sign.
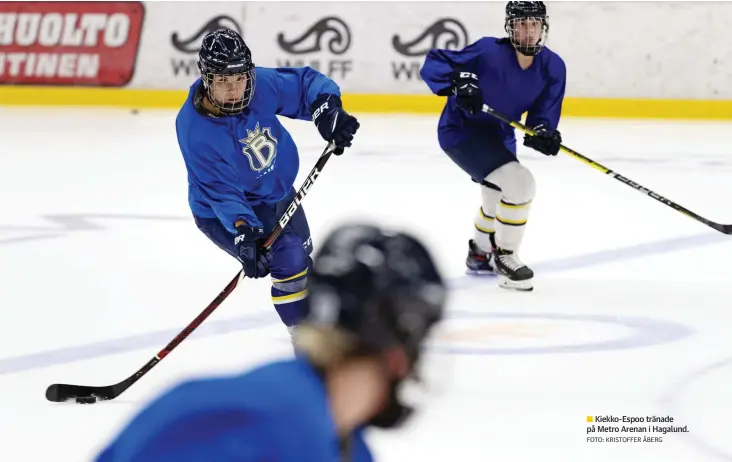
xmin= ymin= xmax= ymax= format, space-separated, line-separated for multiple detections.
xmin=0 ymin=2 xmax=145 ymax=86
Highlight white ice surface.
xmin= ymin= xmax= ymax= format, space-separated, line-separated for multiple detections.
xmin=0 ymin=108 xmax=731 ymax=461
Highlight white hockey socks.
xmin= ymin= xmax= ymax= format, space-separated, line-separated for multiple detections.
xmin=496 ymin=199 xmax=532 ymax=251
xmin=473 ymin=185 xmax=501 ymax=253
xmin=482 ymin=161 xmax=536 ymax=252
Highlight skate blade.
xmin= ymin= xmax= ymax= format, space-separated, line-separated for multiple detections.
xmin=498 ymin=276 xmax=533 ymax=291
xmin=465 ymin=268 xmax=497 ymax=277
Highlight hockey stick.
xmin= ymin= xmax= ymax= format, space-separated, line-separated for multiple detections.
xmin=480 ymin=103 xmax=732 ymax=235
xmin=45 ymin=141 xmax=338 ymax=404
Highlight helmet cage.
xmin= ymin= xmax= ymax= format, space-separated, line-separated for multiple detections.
xmin=199 ymin=61 xmax=256 ymax=115
xmin=505 ymin=15 xmax=549 ymax=57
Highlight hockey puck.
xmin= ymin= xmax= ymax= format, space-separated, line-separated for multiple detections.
xmin=76 ymin=396 xmax=97 ymax=404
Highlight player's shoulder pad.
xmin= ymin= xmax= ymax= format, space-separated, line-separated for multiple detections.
xmin=540 ymin=45 xmax=564 ymax=61
xmin=539 ymin=46 xmax=567 ymax=77
xmin=249 ymin=66 xmax=282 ymax=110
xmin=175 ymin=85 xmax=217 ymax=147
xmin=175 ymin=81 xmax=200 ymax=119
xmin=487 ymin=36 xmax=511 ymax=46
xmin=231 ymin=358 xmax=318 ymax=411
xmin=252 ymin=66 xmax=278 ymax=92
xmin=471 ymin=35 xmax=503 ymax=49
xmin=254 ymin=66 xmax=277 ymax=80
xmin=478 ymin=36 xmax=517 ymax=58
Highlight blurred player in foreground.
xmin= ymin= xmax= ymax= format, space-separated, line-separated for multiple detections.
xmin=95 ymin=223 xmax=447 ymax=462
xmin=175 ymin=29 xmax=360 ymax=337
xmin=420 ymin=1 xmax=566 ymax=291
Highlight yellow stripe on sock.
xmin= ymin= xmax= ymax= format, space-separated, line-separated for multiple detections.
xmin=499 ymin=200 xmax=532 ymax=209
xmin=496 ymin=215 xmax=528 ymax=226
xmin=272 ymin=289 xmax=309 ymax=305
xmin=271 ymin=268 xmax=308 ymax=283
xmin=480 ymin=208 xmax=495 ymax=219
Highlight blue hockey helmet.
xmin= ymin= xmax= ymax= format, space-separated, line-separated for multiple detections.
xmin=505 ymin=1 xmax=549 ymax=56
xmin=197 ymin=29 xmax=255 ymax=115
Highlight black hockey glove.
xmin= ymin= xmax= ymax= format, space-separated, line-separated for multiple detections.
xmin=311 ymin=94 xmax=360 ymax=155
xmin=523 ymin=124 xmax=562 ymax=156
xmin=450 ymin=70 xmax=483 ymax=115
xmin=234 ymin=224 xmax=273 ymax=278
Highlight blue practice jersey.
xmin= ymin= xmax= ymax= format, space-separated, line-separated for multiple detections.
xmin=95 ymin=357 xmax=375 ymax=462
xmin=176 ymin=67 xmax=340 ymax=234
xmin=420 ymin=36 xmax=566 ymax=153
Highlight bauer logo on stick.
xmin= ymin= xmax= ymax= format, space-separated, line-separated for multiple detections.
xmin=278 ymin=167 xmax=321 ymax=230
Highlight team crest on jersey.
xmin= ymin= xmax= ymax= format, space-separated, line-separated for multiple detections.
xmin=239 ymin=123 xmax=278 ymax=172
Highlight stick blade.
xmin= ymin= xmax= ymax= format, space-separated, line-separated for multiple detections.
xmin=710 ymin=223 xmax=732 ymax=235
xmin=46 ymin=383 xmax=116 ymax=403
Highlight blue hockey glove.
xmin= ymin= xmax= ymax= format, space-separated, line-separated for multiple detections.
xmin=234 ymin=224 xmax=273 ymax=278
xmin=311 ymin=94 xmax=360 ymax=155
xmin=524 ymin=124 xmax=562 ymax=156
xmin=450 ymin=70 xmax=483 ymax=115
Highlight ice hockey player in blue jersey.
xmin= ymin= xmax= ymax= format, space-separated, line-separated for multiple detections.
xmin=95 ymin=223 xmax=447 ymax=462
xmin=175 ymin=29 xmax=359 ymax=336
xmin=420 ymin=1 xmax=566 ymax=291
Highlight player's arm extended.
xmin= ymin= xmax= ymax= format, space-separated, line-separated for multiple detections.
xmin=186 ymin=140 xmax=261 ymax=233
xmin=272 ymin=66 xmax=342 ymax=120
xmin=420 ymin=38 xmax=486 ymax=96
xmin=525 ymin=57 xmax=567 ymax=130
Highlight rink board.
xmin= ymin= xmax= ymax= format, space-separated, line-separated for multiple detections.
xmin=0 ymin=1 xmax=731 ymax=120
xmin=1 ymin=87 xmax=732 ymax=121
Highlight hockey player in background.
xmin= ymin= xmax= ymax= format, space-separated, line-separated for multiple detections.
xmin=420 ymin=1 xmax=566 ymax=291
xmin=95 ymin=223 xmax=447 ymax=462
xmin=175 ymin=29 xmax=360 ymax=335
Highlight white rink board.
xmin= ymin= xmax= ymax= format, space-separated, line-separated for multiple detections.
xmin=130 ymin=1 xmax=732 ymax=99
xmin=131 ymin=2 xmax=247 ymax=90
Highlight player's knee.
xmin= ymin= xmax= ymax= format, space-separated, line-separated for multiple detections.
xmin=270 ymin=256 xmax=308 ymax=299
xmin=486 ymin=162 xmax=535 ymax=204
xmin=290 ymin=242 xmax=309 ymax=269
xmin=269 ymin=236 xmax=309 ymax=287
xmin=270 ymin=234 xmax=307 ymax=267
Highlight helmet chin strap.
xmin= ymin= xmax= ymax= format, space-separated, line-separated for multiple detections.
xmin=515 ymin=41 xmax=542 ymax=57
xmin=367 ymin=378 xmax=414 ymax=429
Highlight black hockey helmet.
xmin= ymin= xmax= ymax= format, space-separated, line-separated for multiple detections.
xmin=304 ymin=223 xmax=447 ymax=428
xmin=505 ymin=1 xmax=549 ymax=56
xmin=197 ymin=29 xmax=255 ymax=115
xmin=307 ymin=223 xmax=446 ymax=367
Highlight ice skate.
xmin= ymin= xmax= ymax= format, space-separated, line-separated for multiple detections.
xmin=465 ymin=239 xmax=496 ymax=275
xmin=493 ymin=248 xmax=534 ymax=291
